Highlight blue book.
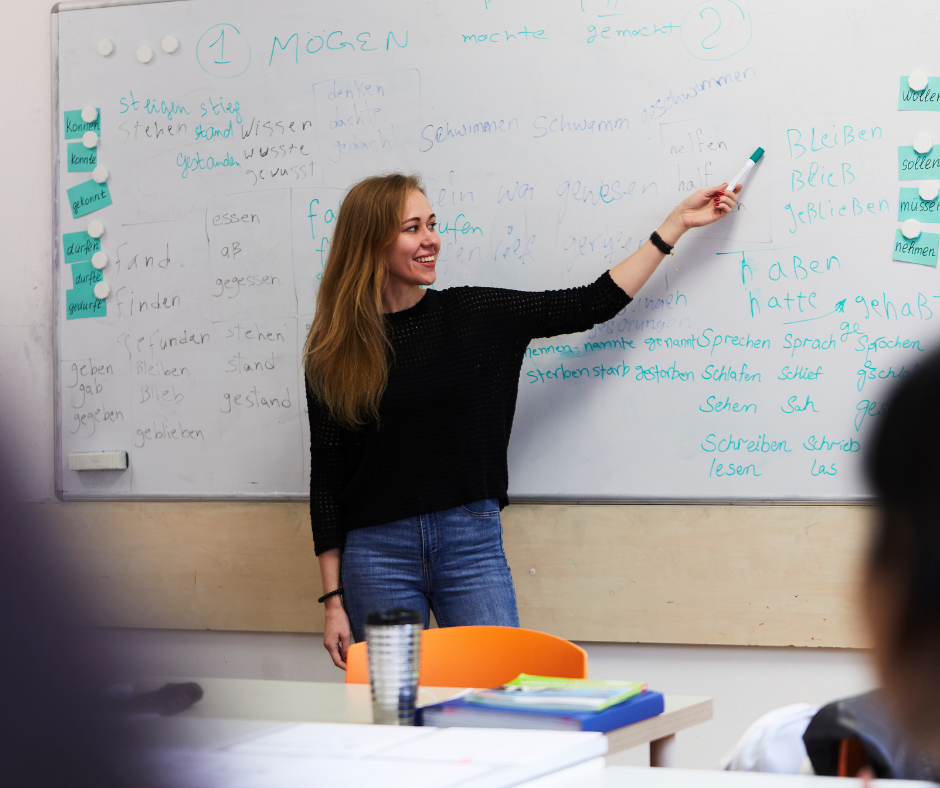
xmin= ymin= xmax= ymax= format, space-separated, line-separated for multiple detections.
xmin=418 ymin=689 xmax=664 ymax=732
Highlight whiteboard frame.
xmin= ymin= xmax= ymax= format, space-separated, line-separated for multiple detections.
xmin=49 ymin=0 xmax=877 ymax=504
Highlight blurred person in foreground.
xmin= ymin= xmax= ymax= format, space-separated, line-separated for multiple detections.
xmin=865 ymin=346 xmax=940 ymax=763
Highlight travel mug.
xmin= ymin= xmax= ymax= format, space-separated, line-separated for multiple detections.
xmin=365 ymin=608 xmax=423 ymax=725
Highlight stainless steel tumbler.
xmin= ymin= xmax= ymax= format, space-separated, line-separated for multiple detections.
xmin=365 ymin=608 xmax=423 ymax=725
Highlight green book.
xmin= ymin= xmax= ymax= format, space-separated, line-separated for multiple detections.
xmin=465 ymin=674 xmax=647 ymax=712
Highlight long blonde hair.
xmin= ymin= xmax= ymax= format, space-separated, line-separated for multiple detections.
xmin=303 ymin=173 xmax=424 ymax=428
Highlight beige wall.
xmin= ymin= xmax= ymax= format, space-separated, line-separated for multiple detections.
xmin=36 ymin=501 xmax=873 ymax=648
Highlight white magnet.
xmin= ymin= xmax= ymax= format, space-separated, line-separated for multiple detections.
xmin=82 ymin=130 xmax=98 ymax=149
xmin=87 ymin=220 xmax=105 ymax=239
xmin=137 ymin=45 xmax=154 ymax=64
xmin=920 ymin=182 xmax=940 ymax=201
xmin=81 ymin=105 xmax=98 ymax=123
xmin=92 ymin=251 xmax=109 ymax=269
xmin=162 ymin=35 xmax=179 ymax=53
xmin=902 ymin=219 xmax=922 ymax=239
xmin=914 ymin=133 xmax=933 ymax=155
xmin=96 ymin=38 xmax=114 ymax=57
xmin=910 ymin=71 xmax=929 ymax=92
xmin=94 ymin=281 xmax=111 ymax=300
xmin=92 ymin=165 xmax=109 ymax=184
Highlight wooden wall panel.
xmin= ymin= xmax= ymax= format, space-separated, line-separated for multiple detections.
xmin=29 ymin=502 xmax=874 ymax=647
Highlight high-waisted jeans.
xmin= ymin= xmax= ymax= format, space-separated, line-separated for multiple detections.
xmin=341 ymin=499 xmax=520 ymax=642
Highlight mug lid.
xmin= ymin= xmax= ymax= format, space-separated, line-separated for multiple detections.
xmin=365 ymin=607 xmax=422 ymax=626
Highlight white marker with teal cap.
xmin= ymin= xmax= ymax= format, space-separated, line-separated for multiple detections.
xmin=727 ymin=147 xmax=765 ymax=190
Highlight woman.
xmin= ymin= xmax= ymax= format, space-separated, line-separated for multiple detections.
xmin=304 ymin=173 xmax=740 ymax=668
xmin=864 ymin=348 xmax=940 ymax=758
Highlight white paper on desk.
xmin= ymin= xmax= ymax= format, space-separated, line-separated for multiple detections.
xmin=227 ymin=721 xmax=435 ymax=758
xmin=142 ymin=749 xmax=489 ymax=788
xmin=383 ymin=727 xmax=605 ymax=765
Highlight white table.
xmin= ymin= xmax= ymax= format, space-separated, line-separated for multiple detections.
xmin=523 ymin=763 xmax=936 ymax=788
xmin=135 ymin=678 xmax=711 ymax=766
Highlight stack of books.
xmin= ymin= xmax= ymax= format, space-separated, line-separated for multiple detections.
xmin=417 ymin=674 xmax=664 ymax=732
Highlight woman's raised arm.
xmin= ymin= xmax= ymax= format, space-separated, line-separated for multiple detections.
xmin=609 ymin=183 xmax=741 ymax=298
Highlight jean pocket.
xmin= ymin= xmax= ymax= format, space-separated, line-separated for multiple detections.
xmin=458 ymin=498 xmax=500 ymax=518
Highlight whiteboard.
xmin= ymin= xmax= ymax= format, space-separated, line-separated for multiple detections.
xmin=53 ymin=0 xmax=939 ymax=500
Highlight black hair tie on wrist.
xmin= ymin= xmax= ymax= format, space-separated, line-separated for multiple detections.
xmin=649 ymin=230 xmax=674 ymax=256
xmin=318 ymin=588 xmax=344 ymax=603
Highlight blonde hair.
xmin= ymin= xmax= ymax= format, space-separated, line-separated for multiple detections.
xmin=303 ymin=173 xmax=424 ymax=428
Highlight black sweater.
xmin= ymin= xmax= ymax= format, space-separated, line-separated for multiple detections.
xmin=307 ymin=271 xmax=631 ymax=555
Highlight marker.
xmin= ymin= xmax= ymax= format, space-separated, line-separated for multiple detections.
xmin=727 ymin=147 xmax=765 ymax=191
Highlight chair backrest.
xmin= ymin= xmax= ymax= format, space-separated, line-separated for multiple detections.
xmin=345 ymin=625 xmax=587 ymax=687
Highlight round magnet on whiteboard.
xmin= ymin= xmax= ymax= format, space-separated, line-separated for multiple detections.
xmin=92 ymin=165 xmax=109 ymax=184
xmin=96 ymin=38 xmax=114 ymax=57
xmin=81 ymin=105 xmax=98 ymax=123
xmin=162 ymin=35 xmax=179 ymax=53
xmin=94 ymin=282 xmax=111 ymax=300
xmin=92 ymin=251 xmax=109 ymax=269
xmin=82 ymin=130 xmax=98 ymax=148
xmin=920 ymin=182 xmax=939 ymax=201
xmin=910 ymin=71 xmax=929 ymax=92
xmin=86 ymin=220 xmax=104 ymax=239
xmin=902 ymin=219 xmax=922 ymax=239
xmin=914 ymin=133 xmax=933 ymax=154
xmin=136 ymin=45 xmax=154 ymax=64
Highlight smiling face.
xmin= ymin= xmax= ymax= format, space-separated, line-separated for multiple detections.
xmin=385 ymin=190 xmax=440 ymax=292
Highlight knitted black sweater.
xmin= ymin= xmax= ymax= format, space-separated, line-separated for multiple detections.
xmin=307 ymin=271 xmax=631 ymax=555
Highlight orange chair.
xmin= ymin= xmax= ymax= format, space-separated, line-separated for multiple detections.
xmin=345 ymin=625 xmax=587 ymax=687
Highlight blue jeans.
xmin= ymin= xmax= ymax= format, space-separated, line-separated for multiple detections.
xmin=341 ymin=499 xmax=520 ymax=643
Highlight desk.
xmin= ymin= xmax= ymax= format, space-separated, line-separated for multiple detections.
xmin=524 ymin=763 xmax=936 ymax=788
xmin=136 ymin=678 xmax=711 ymax=766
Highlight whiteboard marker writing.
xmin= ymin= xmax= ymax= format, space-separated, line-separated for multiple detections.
xmin=727 ymin=147 xmax=765 ymax=190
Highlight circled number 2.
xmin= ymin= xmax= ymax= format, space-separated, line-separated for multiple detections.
xmin=680 ymin=0 xmax=752 ymax=61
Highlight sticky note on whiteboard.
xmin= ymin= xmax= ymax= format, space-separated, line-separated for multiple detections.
xmin=899 ymin=77 xmax=940 ymax=111
xmin=67 ymin=142 xmax=97 ymax=172
xmin=898 ymin=188 xmax=940 ymax=221
xmin=64 ymin=108 xmax=101 ymax=139
xmin=62 ymin=231 xmax=100 ymax=264
xmin=898 ymin=146 xmax=940 ymax=180
xmin=66 ymin=180 xmax=112 ymax=218
xmin=71 ymin=261 xmax=103 ymax=288
xmin=68 ymin=451 xmax=127 ymax=471
xmin=66 ymin=286 xmax=106 ymax=319
xmin=893 ymin=229 xmax=939 ymax=266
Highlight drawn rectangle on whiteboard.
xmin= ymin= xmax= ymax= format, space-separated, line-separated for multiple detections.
xmin=660 ymin=114 xmax=771 ymax=243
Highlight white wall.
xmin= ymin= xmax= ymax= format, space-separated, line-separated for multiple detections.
xmin=99 ymin=627 xmax=875 ymax=770
xmin=2 ymin=0 xmax=56 ymax=500
xmin=4 ymin=0 xmax=876 ymax=771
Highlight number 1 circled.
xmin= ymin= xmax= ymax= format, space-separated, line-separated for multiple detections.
xmin=196 ymin=23 xmax=251 ymax=78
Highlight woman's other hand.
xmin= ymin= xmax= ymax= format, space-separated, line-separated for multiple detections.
xmin=676 ymin=183 xmax=742 ymax=229
xmin=323 ymin=597 xmax=352 ymax=669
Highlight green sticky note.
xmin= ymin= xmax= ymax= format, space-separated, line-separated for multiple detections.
xmin=898 ymin=188 xmax=940 ymax=221
xmin=62 ymin=231 xmax=100 ymax=264
xmin=70 ymin=261 xmax=103 ymax=288
xmin=893 ymin=230 xmax=939 ymax=267
xmin=66 ymin=142 xmax=97 ymax=172
xmin=66 ymin=179 xmax=112 ymax=218
xmin=64 ymin=109 xmax=100 ymax=139
xmin=66 ymin=286 xmax=106 ymax=319
xmin=898 ymin=146 xmax=940 ymax=180
xmin=899 ymin=77 xmax=940 ymax=111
